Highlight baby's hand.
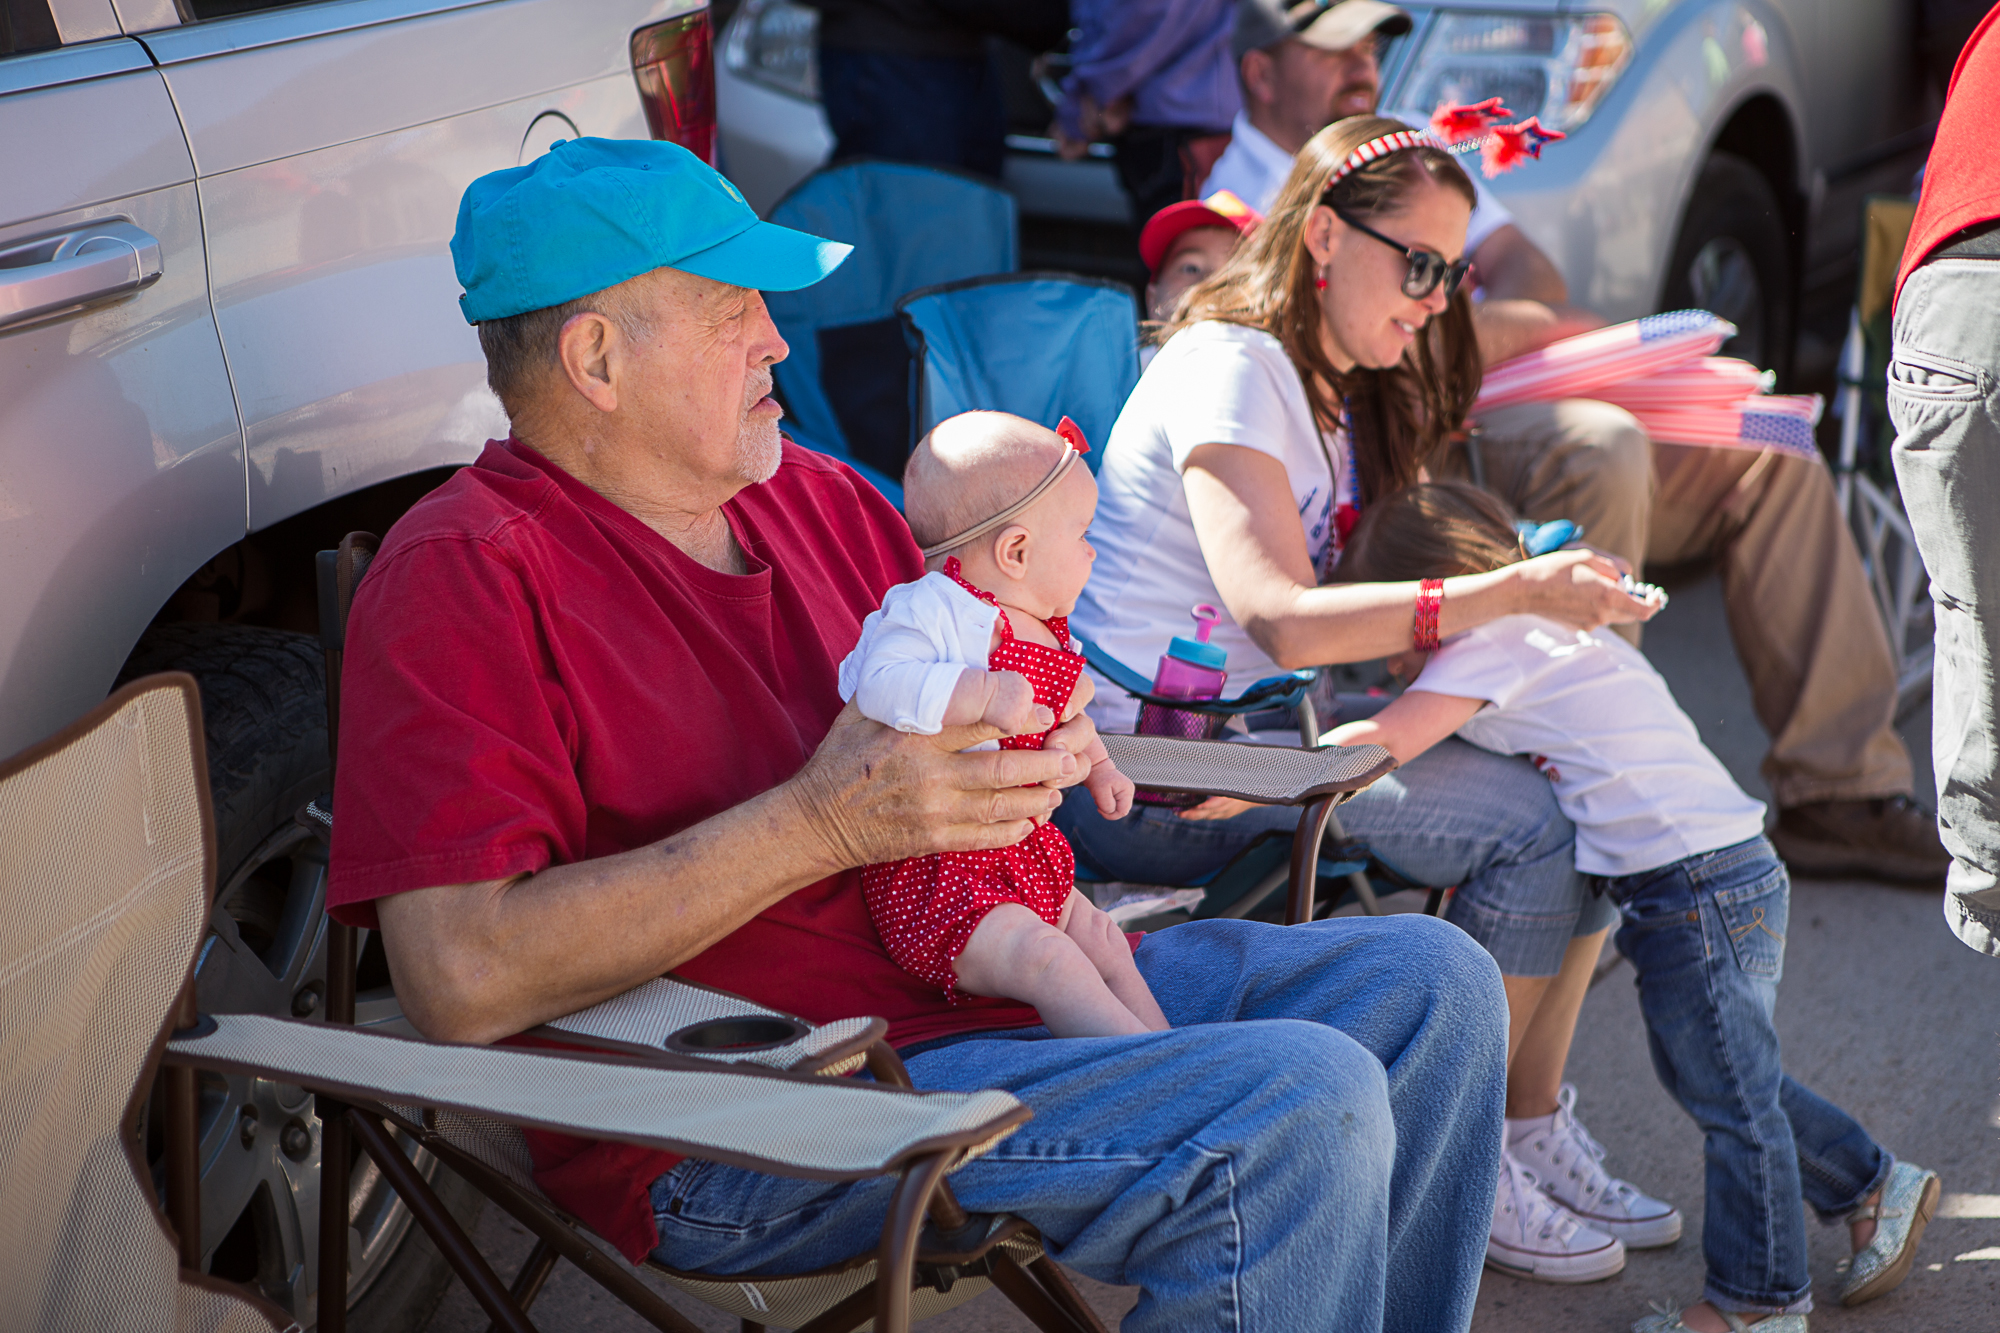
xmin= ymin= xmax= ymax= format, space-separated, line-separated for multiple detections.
xmin=1059 ymin=671 xmax=1095 ymax=724
xmin=1081 ymin=736 xmax=1135 ymax=820
xmin=942 ymin=668 xmax=1044 ymax=736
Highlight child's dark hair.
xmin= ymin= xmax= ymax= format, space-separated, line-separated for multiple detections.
xmin=1334 ymin=482 xmax=1529 ymax=583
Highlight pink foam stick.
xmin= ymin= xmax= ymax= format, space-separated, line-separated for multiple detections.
xmin=1592 ymin=358 xmax=1770 ymax=412
xmin=1473 ymin=311 xmax=1736 ymax=414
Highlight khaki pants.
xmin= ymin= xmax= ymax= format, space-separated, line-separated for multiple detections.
xmin=1439 ymin=399 xmax=1913 ymax=808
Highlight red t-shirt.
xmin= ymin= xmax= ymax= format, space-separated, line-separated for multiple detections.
xmin=328 ymin=437 xmax=1042 ymax=1261
xmin=1897 ymin=2 xmax=2000 ymax=304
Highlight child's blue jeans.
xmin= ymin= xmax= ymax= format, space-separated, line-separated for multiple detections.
xmin=1602 ymin=835 xmax=1892 ymax=1312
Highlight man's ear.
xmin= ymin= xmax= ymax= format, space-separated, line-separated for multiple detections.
xmin=557 ymin=310 xmax=623 ymax=414
xmin=1240 ymin=48 xmax=1277 ymax=109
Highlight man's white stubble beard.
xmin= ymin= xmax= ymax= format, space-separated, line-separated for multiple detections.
xmin=735 ymin=370 xmax=783 ymax=484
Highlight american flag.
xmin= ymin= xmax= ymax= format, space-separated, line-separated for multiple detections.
xmin=1473 ymin=311 xmax=1825 ymax=461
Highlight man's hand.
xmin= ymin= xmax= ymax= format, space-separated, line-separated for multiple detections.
xmin=787 ymin=701 xmax=1082 ymax=869
xmin=1471 ymin=299 xmax=1608 ymax=367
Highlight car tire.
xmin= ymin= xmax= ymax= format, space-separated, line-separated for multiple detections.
xmin=1660 ymin=151 xmax=1794 ymax=380
xmin=119 ymin=623 xmax=481 ymax=1331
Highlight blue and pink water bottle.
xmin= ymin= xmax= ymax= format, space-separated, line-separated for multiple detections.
xmin=1136 ymin=605 xmax=1230 ymax=746
xmin=1152 ymin=604 xmax=1228 ymax=702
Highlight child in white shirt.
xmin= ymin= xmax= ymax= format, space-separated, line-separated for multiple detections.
xmin=839 ymin=410 xmax=1161 ymax=1038
xmin=1329 ymin=482 xmax=1936 ymax=1333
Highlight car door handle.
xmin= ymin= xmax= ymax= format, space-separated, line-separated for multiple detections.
xmin=0 ymin=221 xmax=163 ymax=332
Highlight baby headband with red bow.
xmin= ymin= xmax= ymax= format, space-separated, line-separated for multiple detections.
xmin=919 ymin=416 xmax=1090 ymax=559
xmin=1325 ymin=99 xmax=1566 ymax=187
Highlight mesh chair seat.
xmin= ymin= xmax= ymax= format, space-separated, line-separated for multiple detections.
xmin=1102 ymin=733 xmax=1396 ymax=806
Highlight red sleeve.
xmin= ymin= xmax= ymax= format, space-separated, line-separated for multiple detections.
xmin=328 ymin=532 xmax=584 ymax=928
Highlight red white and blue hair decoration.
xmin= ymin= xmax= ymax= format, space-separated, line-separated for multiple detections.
xmin=1325 ymin=100 xmax=1569 ymax=189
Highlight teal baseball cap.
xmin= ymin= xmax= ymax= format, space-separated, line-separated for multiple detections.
xmin=451 ymin=137 xmax=852 ymax=323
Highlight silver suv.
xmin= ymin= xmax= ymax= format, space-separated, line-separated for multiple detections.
xmin=1 ymin=0 xmax=713 ymax=1324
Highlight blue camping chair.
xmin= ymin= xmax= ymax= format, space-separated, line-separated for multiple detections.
xmin=895 ymin=273 xmax=1141 ymax=468
xmin=764 ymin=161 xmax=1018 ymax=503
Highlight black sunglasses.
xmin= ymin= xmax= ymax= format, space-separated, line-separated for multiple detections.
xmin=1330 ymin=206 xmax=1472 ymax=300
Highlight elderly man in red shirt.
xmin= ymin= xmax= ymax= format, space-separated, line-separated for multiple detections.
xmin=328 ymin=137 xmax=1507 ymax=1332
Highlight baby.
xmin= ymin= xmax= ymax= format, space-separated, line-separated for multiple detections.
xmin=838 ymin=410 xmax=1163 ymax=1037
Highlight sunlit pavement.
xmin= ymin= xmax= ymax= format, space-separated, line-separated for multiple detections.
xmin=426 ymin=572 xmax=2000 ymax=1332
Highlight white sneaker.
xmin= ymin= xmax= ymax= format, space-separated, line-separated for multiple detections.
xmin=1511 ymin=1084 xmax=1683 ymax=1249
xmin=1488 ymin=1149 xmax=1627 ymax=1284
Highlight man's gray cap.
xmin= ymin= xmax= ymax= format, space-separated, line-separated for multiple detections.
xmin=1233 ymin=0 xmax=1413 ymax=60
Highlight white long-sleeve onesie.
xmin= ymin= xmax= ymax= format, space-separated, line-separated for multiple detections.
xmin=838 ymin=572 xmax=1002 ymax=749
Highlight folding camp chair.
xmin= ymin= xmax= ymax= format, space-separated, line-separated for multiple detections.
xmin=1834 ymin=193 xmax=1932 ymax=716
xmin=896 ymin=273 xmax=1141 ymax=473
xmin=765 ymin=162 xmax=1019 ymax=500
xmin=254 ymin=532 xmax=1397 ymax=1333
xmin=0 ymin=674 xmax=300 ymax=1333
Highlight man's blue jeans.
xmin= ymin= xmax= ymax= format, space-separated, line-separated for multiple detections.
xmin=650 ymin=915 xmax=1507 ymax=1332
xmin=1603 ymin=837 xmax=1890 ymax=1312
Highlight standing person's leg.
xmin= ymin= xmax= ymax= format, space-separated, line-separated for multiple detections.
xmin=1644 ymin=442 xmax=1941 ymax=881
xmin=1113 ymin=124 xmax=1189 ymax=225
xmin=1442 ymin=399 xmax=1655 ymax=643
xmin=1890 ymin=256 xmax=2000 ymax=950
xmin=817 ymin=47 xmax=1006 ymax=178
xmin=650 ymin=915 xmax=1507 ymax=1333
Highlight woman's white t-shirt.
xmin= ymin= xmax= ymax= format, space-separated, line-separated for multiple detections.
xmin=1073 ymin=321 xmax=1346 ymax=734
xmin=1412 ymin=614 xmax=1768 ymax=876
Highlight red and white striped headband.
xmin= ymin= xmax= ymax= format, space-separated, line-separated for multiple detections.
xmin=1324 ymin=129 xmax=1444 ymax=188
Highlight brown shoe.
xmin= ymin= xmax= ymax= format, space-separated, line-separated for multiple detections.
xmin=1771 ymin=796 xmax=1951 ymax=884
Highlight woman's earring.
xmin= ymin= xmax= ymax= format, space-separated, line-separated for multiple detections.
xmin=1314 ymin=264 xmax=1329 ymax=291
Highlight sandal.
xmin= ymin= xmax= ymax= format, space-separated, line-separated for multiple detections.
xmin=1838 ymin=1159 xmax=1940 ymax=1306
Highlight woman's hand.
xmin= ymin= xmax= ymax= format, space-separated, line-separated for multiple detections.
xmin=1177 ymin=796 xmax=1263 ymax=821
xmin=1506 ymin=549 xmax=1662 ymax=629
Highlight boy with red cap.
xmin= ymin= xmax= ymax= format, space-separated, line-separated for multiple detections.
xmin=1139 ymin=190 xmax=1261 ymax=329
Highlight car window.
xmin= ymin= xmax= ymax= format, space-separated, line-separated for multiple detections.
xmin=182 ymin=0 xmax=316 ymax=17
xmin=1 ymin=0 xmax=59 ymax=56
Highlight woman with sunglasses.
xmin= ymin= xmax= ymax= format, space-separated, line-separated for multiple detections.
xmin=1063 ymin=115 xmax=1667 ymax=1286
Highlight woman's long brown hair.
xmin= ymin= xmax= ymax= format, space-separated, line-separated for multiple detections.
xmin=1159 ymin=116 xmax=1484 ymax=505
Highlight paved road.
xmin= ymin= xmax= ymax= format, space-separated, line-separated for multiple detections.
xmin=426 ymin=573 xmax=2000 ymax=1332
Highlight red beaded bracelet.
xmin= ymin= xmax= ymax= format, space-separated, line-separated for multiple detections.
xmin=1413 ymin=578 xmax=1444 ymax=652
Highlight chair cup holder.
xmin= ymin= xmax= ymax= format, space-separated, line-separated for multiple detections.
xmin=662 ymin=1016 xmax=812 ymax=1055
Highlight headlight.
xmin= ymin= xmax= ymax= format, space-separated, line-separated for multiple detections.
xmin=1389 ymin=12 xmax=1633 ymax=133
xmin=721 ymin=0 xmax=820 ymax=102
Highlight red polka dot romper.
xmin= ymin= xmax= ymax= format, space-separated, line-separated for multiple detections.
xmin=861 ymin=559 xmax=1085 ymax=1001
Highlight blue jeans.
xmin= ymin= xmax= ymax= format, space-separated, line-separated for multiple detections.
xmin=819 ymin=47 xmax=1006 ymax=179
xmin=1057 ymin=736 xmax=1616 ymax=976
xmin=1602 ymin=837 xmax=1890 ymax=1312
xmin=650 ymin=915 xmax=1506 ymax=1333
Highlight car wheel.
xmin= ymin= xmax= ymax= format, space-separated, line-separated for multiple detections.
xmin=120 ymin=624 xmax=481 ymax=1330
xmin=1660 ymin=151 xmax=1793 ymax=378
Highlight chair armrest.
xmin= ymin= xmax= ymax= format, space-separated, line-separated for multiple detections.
xmin=533 ymin=975 xmax=885 ymax=1077
xmin=167 ymin=1014 xmax=1027 ymax=1181
xmin=1101 ymin=733 xmax=1396 ymax=806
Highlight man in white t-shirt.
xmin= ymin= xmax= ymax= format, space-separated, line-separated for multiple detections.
xmin=1179 ymin=0 xmax=1949 ymax=885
